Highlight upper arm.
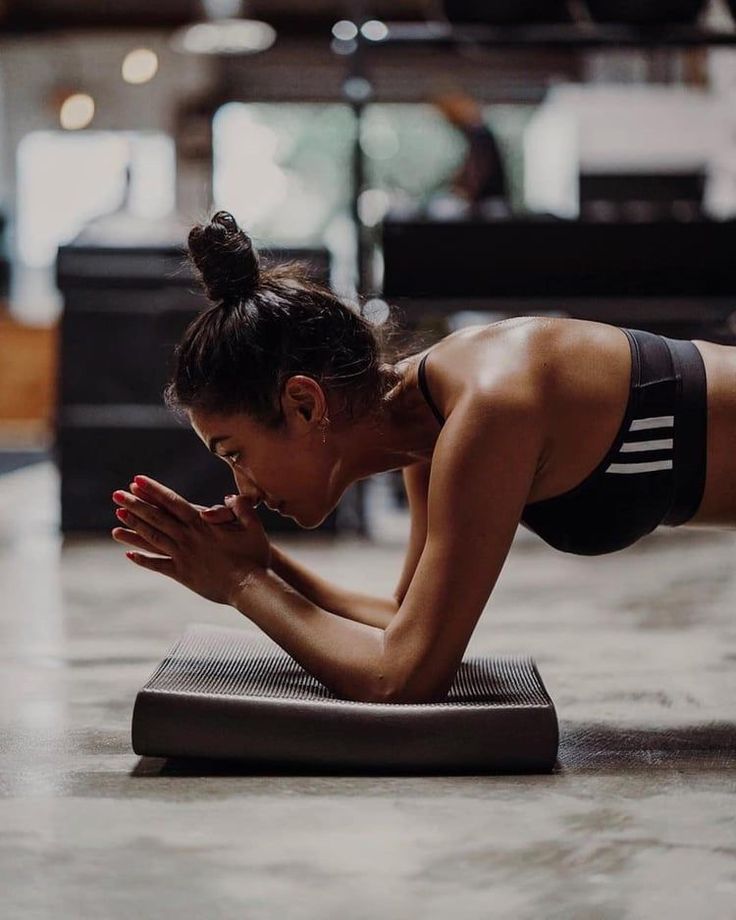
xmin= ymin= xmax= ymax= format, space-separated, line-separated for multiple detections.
xmin=380 ymin=386 xmax=545 ymax=703
xmin=393 ymin=461 xmax=431 ymax=608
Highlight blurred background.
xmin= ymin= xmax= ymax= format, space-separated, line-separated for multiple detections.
xmin=1 ymin=0 xmax=736 ymax=535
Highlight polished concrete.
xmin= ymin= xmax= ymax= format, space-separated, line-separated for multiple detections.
xmin=1 ymin=461 xmax=735 ymax=919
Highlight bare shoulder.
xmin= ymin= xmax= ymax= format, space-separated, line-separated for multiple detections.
xmin=426 ymin=315 xmax=636 ymax=419
xmin=422 ymin=316 xmax=553 ymax=422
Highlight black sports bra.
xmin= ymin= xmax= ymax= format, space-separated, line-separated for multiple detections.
xmin=412 ymin=330 xmax=700 ymax=555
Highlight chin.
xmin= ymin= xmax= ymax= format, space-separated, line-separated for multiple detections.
xmin=298 ymin=511 xmax=324 ymax=530
xmin=293 ymin=502 xmax=332 ymax=530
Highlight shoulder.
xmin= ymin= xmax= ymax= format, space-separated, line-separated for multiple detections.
xmin=420 ymin=319 xmax=556 ymax=515
xmin=428 ymin=316 xmax=552 ymax=423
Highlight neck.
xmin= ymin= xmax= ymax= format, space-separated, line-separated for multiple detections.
xmin=329 ymin=363 xmax=441 ymax=486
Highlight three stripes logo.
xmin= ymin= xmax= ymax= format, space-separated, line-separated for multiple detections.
xmin=605 ymin=415 xmax=674 ymax=474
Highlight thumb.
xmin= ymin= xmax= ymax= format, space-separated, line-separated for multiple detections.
xmin=199 ymin=503 xmax=236 ymax=524
xmin=223 ymin=494 xmax=256 ymax=523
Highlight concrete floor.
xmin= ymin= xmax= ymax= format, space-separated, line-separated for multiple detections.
xmin=1 ymin=461 xmax=735 ymax=919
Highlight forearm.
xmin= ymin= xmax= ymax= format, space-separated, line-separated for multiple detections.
xmin=229 ymin=565 xmax=388 ymax=702
xmin=269 ymin=543 xmax=398 ymax=630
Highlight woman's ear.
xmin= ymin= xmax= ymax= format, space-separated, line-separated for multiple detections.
xmin=284 ymin=375 xmax=325 ymax=425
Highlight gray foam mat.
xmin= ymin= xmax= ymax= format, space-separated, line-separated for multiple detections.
xmin=132 ymin=624 xmax=559 ymax=773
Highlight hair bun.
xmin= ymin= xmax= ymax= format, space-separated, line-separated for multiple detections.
xmin=187 ymin=210 xmax=260 ymax=304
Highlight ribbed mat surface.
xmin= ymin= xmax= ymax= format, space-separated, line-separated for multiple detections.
xmin=142 ymin=623 xmax=552 ymax=708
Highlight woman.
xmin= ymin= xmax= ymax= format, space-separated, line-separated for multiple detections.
xmin=111 ymin=211 xmax=736 ymax=704
xmin=432 ymin=89 xmax=509 ymax=205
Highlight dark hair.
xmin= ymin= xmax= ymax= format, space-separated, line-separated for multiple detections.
xmin=163 ymin=210 xmax=428 ymax=430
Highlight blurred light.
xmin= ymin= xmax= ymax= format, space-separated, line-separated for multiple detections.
xmin=363 ymin=297 xmax=390 ymax=325
xmin=17 ymin=131 xmax=175 ymax=267
xmin=213 ymin=103 xmax=288 ymax=226
xmin=361 ymin=20 xmax=388 ymax=41
xmin=122 ymin=48 xmax=159 ymax=84
xmin=360 ymin=119 xmax=400 ymax=160
xmin=203 ymin=0 xmax=242 ymax=15
xmin=171 ymin=19 xmax=276 ymax=55
xmin=127 ymin=133 xmax=176 ymax=218
xmin=342 ymin=76 xmax=373 ymax=103
xmin=18 ymin=132 xmax=127 ymax=265
xmin=59 ymin=93 xmax=94 ymax=130
xmin=332 ymin=20 xmax=358 ymax=41
xmin=331 ymin=37 xmax=357 ymax=56
xmin=358 ymin=188 xmax=389 ymax=226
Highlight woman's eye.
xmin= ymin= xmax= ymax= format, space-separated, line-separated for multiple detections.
xmin=223 ymin=452 xmax=240 ymax=465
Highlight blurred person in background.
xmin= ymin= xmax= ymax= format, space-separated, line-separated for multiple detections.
xmin=430 ymin=88 xmax=510 ymax=217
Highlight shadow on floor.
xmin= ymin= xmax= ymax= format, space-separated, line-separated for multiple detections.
xmin=131 ymin=758 xmax=555 ymax=778
xmin=129 ymin=721 xmax=736 ymax=778
xmin=556 ymin=720 xmax=736 ymax=772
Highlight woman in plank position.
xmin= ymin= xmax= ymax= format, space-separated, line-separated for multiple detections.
xmin=111 ymin=211 xmax=736 ymax=703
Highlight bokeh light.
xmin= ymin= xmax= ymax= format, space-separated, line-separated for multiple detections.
xmin=59 ymin=94 xmax=95 ymax=130
xmin=122 ymin=48 xmax=159 ymax=85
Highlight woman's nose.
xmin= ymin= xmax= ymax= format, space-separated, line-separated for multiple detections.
xmin=232 ymin=471 xmax=260 ymax=506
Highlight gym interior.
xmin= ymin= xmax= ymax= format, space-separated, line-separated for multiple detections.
xmin=1 ymin=2 xmax=735 ymax=917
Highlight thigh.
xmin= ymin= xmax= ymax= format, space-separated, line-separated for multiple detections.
xmin=685 ymin=339 xmax=736 ymax=528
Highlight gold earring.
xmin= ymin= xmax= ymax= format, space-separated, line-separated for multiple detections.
xmin=320 ymin=415 xmax=330 ymax=444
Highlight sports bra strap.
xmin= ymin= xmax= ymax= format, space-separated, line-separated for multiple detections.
xmin=417 ymin=351 xmax=446 ymax=426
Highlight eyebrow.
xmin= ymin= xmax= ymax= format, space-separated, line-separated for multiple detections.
xmin=207 ymin=435 xmax=230 ymax=455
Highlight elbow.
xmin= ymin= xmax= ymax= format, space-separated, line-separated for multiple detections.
xmin=371 ymin=666 xmax=450 ymax=705
xmin=370 ymin=628 xmax=411 ymax=702
xmin=364 ymin=648 xmax=407 ymax=704
xmin=370 ymin=627 xmax=451 ymax=704
xmin=365 ymin=668 xmax=403 ymax=704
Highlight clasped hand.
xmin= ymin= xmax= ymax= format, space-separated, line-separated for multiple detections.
xmin=111 ymin=475 xmax=272 ymax=605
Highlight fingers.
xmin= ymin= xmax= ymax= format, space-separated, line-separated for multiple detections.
xmin=192 ymin=502 xmax=240 ymax=525
xmin=130 ymin=478 xmax=234 ymax=526
xmin=125 ymin=551 xmax=177 ymax=578
xmin=129 ymin=475 xmax=199 ymax=525
xmin=113 ymin=485 xmax=186 ymax=539
xmin=111 ymin=525 xmax=160 ymax=555
xmin=113 ymin=504 xmax=178 ymax=555
xmin=224 ymin=495 xmax=260 ymax=520
xmin=199 ymin=504 xmax=237 ymax=524
xmin=187 ymin=501 xmax=228 ymax=515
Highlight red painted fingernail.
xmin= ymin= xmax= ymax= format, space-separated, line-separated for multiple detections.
xmin=112 ymin=491 xmax=124 ymax=501
xmin=134 ymin=476 xmax=149 ymax=485
xmin=116 ymin=508 xmax=128 ymax=520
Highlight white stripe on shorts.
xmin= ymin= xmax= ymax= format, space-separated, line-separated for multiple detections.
xmin=619 ymin=438 xmax=674 ymax=453
xmin=628 ymin=415 xmax=674 ymax=432
xmin=606 ymin=459 xmax=674 ymax=474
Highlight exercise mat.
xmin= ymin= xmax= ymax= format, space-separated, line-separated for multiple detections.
xmin=132 ymin=624 xmax=559 ymax=773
